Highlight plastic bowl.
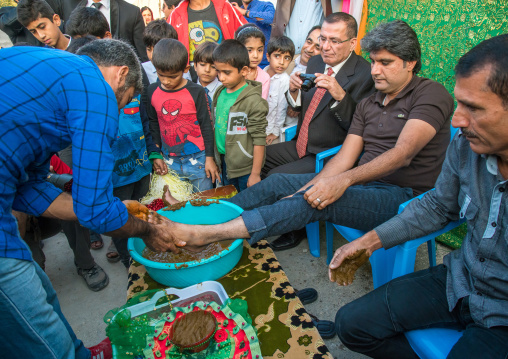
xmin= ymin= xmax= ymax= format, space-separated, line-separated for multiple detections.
xmin=127 ymin=200 xmax=244 ymax=288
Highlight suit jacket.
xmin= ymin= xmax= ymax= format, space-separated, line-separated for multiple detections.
xmin=0 ymin=6 xmax=42 ymax=46
xmin=292 ymin=52 xmax=375 ymax=155
xmin=48 ymin=0 xmax=148 ymax=62
xmin=272 ymin=0 xmax=328 ymax=38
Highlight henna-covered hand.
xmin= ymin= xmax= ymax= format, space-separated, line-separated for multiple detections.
xmin=329 ymin=249 xmax=370 ymax=286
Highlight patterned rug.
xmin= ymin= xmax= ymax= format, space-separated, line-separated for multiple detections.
xmin=127 ymin=240 xmax=332 ymax=359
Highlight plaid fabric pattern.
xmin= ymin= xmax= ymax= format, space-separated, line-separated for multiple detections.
xmin=296 ymin=67 xmax=334 ymax=158
xmin=0 ymin=47 xmax=128 ymax=261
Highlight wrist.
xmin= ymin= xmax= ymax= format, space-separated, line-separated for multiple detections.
xmin=333 ymin=89 xmax=346 ymax=102
xmin=359 ymin=230 xmax=383 ymax=254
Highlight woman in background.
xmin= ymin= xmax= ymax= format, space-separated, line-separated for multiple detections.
xmin=141 ymin=6 xmax=153 ymax=26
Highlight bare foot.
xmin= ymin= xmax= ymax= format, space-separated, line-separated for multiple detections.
xmin=162 ymin=185 xmax=180 ymax=206
xmin=330 ymin=249 xmax=370 ymax=286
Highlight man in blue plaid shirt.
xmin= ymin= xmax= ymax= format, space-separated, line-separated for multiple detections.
xmin=0 ymin=40 xmax=184 ymax=358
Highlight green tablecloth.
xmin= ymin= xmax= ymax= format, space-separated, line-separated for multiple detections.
xmin=127 ymin=240 xmax=332 ymax=359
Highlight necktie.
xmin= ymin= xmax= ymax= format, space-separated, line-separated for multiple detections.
xmin=91 ymin=2 xmax=102 ymax=9
xmin=204 ymin=87 xmax=212 ymax=109
xmin=296 ymin=67 xmax=334 ymax=158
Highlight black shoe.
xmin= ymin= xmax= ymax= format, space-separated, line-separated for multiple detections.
xmin=308 ymin=313 xmax=336 ymax=339
xmin=295 ymin=287 xmax=318 ymax=305
xmin=269 ymin=228 xmax=307 ymax=251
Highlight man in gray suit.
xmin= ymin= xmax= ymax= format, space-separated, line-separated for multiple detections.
xmin=263 ymin=13 xmax=375 ymax=250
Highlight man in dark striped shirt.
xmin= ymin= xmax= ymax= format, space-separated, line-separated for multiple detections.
xmin=0 ymin=40 xmax=183 ymax=358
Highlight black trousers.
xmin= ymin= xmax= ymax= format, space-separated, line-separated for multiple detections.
xmin=261 ymin=141 xmax=317 ymax=178
xmin=336 ymin=264 xmax=508 ymax=359
xmin=111 ymin=175 xmax=150 ymax=267
xmin=60 ymin=220 xmax=95 ymax=270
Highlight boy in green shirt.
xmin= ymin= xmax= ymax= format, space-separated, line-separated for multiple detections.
xmin=212 ymin=39 xmax=268 ymax=191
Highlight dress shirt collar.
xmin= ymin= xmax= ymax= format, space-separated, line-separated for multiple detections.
xmin=294 ymin=55 xmax=302 ymax=67
xmin=324 ymin=51 xmax=352 ymax=76
xmin=87 ymin=0 xmax=110 ymax=10
xmin=200 ymin=77 xmax=220 ymax=93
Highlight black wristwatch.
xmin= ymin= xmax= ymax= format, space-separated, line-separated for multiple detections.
xmin=246 ymin=10 xmax=250 ymax=17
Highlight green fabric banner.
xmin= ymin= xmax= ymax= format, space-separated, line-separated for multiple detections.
xmin=365 ymin=0 xmax=508 ymax=95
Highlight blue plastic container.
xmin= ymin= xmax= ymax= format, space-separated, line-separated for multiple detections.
xmin=128 ymin=200 xmax=244 ymax=288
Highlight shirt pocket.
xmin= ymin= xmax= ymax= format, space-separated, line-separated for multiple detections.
xmin=458 ymin=189 xmax=479 ymax=232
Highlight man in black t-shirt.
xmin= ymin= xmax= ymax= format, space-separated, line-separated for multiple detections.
xmin=168 ymin=0 xmax=245 ymax=61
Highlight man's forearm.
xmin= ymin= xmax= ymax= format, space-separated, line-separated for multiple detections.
xmin=42 ymin=192 xmax=77 ymax=221
xmin=104 ymin=213 xmax=153 ymax=239
xmin=341 ymin=147 xmax=409 ymax=187
xmin=42 ymin=192 xmax=154 ymax=241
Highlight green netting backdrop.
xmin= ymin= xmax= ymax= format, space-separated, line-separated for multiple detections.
xmin=365 ymin=0 xmax=508 ymax=96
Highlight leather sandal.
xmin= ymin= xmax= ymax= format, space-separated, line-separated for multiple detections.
xmin=308 ymin=313 xmax=336 ymax=339
xmin=295 ymin=287 xmax=318 ymax=305
xmin=106 ymin=241 xmax=120 ymax=263
xmin=269 ymin=228 xmax=307 ymax=251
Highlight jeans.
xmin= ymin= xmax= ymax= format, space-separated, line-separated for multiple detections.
xmin=221 ymin=155 xmax=248 ymax=192
xmin=0 ymin=257 xmax=90 ymax=359
xmin=112 ymin=175 xmax=150 ymax=267
xmin=227 ymin=173 xmax=413 ymax=244
xmin=336 ymin=265 xmax=508 ymax=359
xmin=166 ymin=150 xmax=213 ymax=192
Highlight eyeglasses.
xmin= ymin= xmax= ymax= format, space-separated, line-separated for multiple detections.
xmin=318 ymin=36 xmax=352 ymax=46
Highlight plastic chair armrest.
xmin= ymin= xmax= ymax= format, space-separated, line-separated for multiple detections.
xmin=315 ymin=145 xmax=342 ymax=173
xmin=283 ymin=125 xmax=297 ymax=142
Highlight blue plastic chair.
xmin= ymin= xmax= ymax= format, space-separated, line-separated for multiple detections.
xmin=281 ymin=124 xmax=322 ymax=257
xmin=305 ymin=126 xmax=463 ymax=288
xmin=283 ymin=124 xmax=297 ymax=141
xmin=405 ymin=328 xmax=463 ymax=359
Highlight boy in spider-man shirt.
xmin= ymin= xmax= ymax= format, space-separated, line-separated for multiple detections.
xmin=148 ymin=38 xmax=220 ymax=192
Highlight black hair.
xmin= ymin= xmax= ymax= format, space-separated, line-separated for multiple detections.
xmin=17 ymin=0 xmax=55 ymax=27
xmin=324 ymin=12 xmax=358 ymax=39
xmin=234 ymin=23 xmax=265 ymax=46
xmin=212 ymin=39 xmax=249 ymax=71
xmin=66 ymin=35 xmax=97 ymax=54
xmin=193 ymin=41 xmax=218 ymax=64
xmin=152 ymin=38 xmax=187 ymax=72
xmin=65 ymin=7 xmax=110 ymax=38
xmin=77 ymin=39 xmax=143 ymax=93
xmin=267 ymin=36 xmax=295 ymax=58
xmin=163 ymin=0 xmax=180 ymax=8
xmin=455 ymin=34 xmax=508 ymax=108
xmin=140 ymin=6 xmax=153 ymax=19
xmin=307 ymin=25 xmax=321 ymax=38
xmin=143 ymin=19 xmax=178 ymax=48
xmin=361 ymin=20 xmax=422 ymax=74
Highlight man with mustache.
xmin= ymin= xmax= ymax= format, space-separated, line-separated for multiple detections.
xmin=161 ymin=20 xmax=454 ymax=273
xmin=334 ymin=33 xmax=508 ymax=359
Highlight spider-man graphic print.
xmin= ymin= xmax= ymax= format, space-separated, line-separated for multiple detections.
xmin=148 ymin=82 xmax=214 ymax=158
xmin=157 ymin=98 xmax=204 ymax=156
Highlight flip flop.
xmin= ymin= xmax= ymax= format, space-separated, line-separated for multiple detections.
xmin=91 ymin=240 xmax=104 ymax=250
xmin=295 ymin=287 xmax=318 ymax=305
xmin=308 ymin=313 xmax=336 ymax=339
xmin=106 ymin=242 xmax=120 ymax=263
xmin=90 ymin=232 xmax=104 ymax=250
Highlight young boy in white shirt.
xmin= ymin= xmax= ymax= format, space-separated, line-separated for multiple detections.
xmin=194 ymin=41 xmax=222 ymax=105
xmin=263 ymin=36 xmax=295 ymax=145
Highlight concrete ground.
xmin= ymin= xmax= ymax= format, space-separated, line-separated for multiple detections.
xmin=43 ymin=224 xmax=452 ymax=358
